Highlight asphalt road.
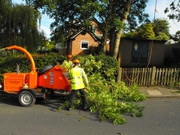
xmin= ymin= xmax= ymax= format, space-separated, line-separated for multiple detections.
xmin=0 ymin=96 xmax=180 ymax=135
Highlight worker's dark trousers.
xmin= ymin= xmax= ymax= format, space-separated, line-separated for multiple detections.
xmin=69 ymin=89 xmax=88 ymax=109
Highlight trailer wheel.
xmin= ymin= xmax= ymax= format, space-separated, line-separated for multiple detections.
xmin=38 ymin=65 xmax=53 ymax=76
xmin=18 ymin=91 xmax=36 ymax=107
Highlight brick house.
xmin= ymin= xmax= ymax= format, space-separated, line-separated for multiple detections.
xmin=67 ymin=29 xmax=101 ymax=55
xmin=58 ymin=19 xmax=103 ymax=55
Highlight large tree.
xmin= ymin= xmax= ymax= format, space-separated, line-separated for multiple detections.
xmin=171 ymin=30 xmax=180 ymax=42
xmin=164 ymin=0 xmax=180 ymax=22
xmin=153 ymin=18 xmax=170 ymax=37
xmin=0 ymin=0 xmax=46 ymax=52
xmin=25 ymin=0 xmax=149 ymax=58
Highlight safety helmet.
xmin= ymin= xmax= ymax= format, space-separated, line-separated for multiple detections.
xmin=67 ymin=54 xmax=72 ymax=59
xmin=73 ymin=59 xmax=80 ymax=64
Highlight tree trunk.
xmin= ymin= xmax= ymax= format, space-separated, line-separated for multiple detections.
xmin=101 ymin=0 xmax=113 ymax=54
xmin=109 ymin=28 xmax=116 ymax=56
xmin=101 ymin=28 xmax=108 ymax=53
xmin=113 ymin=29 xmax=122 ymax=58
xmin=112 ymin=0 xmax=132 ymax=59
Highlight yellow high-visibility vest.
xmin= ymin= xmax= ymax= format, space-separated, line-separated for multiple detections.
xmin=69 ymin=67 xmax=85 ymax=90
xmin=61 ymin=60 xmax=73 ymax=72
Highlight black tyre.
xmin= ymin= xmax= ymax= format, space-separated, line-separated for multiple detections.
xmin=38 ymin=65 xmax=53 ymax=76
xmin=18 ymin=91 xmax=36 ymax=107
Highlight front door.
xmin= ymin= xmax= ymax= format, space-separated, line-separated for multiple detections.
xmin=131 ymin=41 xmax=148 ymax=66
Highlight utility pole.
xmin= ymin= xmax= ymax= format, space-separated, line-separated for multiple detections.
xmin=153 ymin=0 xmax=158 ymax=22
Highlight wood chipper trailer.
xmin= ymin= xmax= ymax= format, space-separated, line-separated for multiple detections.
xmin=0 ymin=45 xmax=71 ymax=107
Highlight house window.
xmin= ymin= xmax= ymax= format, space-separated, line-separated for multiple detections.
xmin=81 ymin=41 xmax=89 ymax=50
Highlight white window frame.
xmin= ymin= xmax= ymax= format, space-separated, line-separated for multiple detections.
xmin=80 ymin=41 xmax=89 ymax=50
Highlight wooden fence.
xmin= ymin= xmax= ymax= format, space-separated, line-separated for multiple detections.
xmin=118 ymin=67 xmax=180 ymax=86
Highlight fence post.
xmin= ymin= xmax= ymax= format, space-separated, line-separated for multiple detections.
xmin=117 ymin=67 xmax=122 ymax=83
xmin=151 ymin=66 xmax=156 ymax=85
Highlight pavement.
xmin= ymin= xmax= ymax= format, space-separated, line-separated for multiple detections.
xmin=139 ymin=86 xmax=180 ymax=98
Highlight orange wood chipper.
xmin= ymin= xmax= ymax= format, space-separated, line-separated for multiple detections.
xmin=0 ymin=45 xmax=71 ymax=107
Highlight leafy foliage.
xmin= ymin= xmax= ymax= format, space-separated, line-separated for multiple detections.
xmin=77 ymin=53 xmax=118 ymax=80
xmin=141 ymin=23 xmax=155 ymax=40
xmin=0 ymin=1 xmax=46 ymax=52
xmin=171 ymin=30 xmax=180 ymax=42
xmin=62 ymin=54 xmax=146 ymax=124
xmin=164 ymin=0 xmax=180 ymax=22
xmin=124 ymin=18 xmax=170 ymax=41
xmin=86 ymin=75 xmax=146 ymax=124
xmin=156 ymin=32 xmax=170 ymax=41
xmin=153 ymin=18 xmax=170 ymax=37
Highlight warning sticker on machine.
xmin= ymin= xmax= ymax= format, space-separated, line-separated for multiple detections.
xmin=50 ymin=72 xmax=54 ymax=85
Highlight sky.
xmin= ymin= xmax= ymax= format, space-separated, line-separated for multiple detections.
xmin=12 ymin=0 xmax=180 ymax=39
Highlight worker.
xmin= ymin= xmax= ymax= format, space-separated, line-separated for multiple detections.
xmin=67 ymin=59 xmax=89 ymax=111
xmin=61 ymin=54 xmax=73 ymax=72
